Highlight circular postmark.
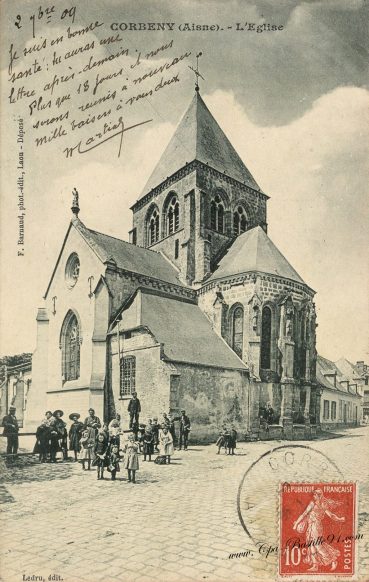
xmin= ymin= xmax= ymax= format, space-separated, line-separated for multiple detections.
xmin=237 ymin=444 xmax=343 ymax=559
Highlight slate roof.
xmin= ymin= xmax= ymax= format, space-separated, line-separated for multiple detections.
xmin=75 ymin=220 xmax=184 ymax=287
xmin=208 ymin=226 xmax=306 ymax=285
xmin=316 ymin=355 xmax=359 ymax=396
xmin=121 ymin=290 xmax=248 ymax=370
xmin=137 ymin=91 xmax=261 ymax=200
xmin=334 ymin=358 xmax=357 ymax=381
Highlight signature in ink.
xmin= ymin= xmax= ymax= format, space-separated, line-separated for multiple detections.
xmin=63 ymin=116 xmax=152 ymax=158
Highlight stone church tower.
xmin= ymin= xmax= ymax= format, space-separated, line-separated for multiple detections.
xmin=128 ymin=89 xmax=319 ymax=438
xmin=129 ymin=91 xmax=267 ymax=285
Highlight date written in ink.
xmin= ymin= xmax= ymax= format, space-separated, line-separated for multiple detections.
xmin=14 ymin=5 xmax=76 ymax=38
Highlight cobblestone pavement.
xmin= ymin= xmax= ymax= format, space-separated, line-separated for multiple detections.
xmin=1 ymin=426 xmax=369 ymax=582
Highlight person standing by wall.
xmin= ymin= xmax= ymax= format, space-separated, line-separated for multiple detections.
xmin=123 ymin=434 xmax=139 ymax=483
xmin=53 ymin=410 xmax=68 ymax=461
xmin=2 ymin=406 xmax=19 ymax=457
xmin=151 ymin=417 xmax=160 ymax=453
xmin=94 ymin=433 xmax=108 ymax=480
xmin=108 ymin=412 xmax=122 ymax=446
xmin=79 ymin=427 xmax=95 ymax=471
xmin=178 ymin=410 xmax=191 ymax=451
xmin=68 ymin=413 xmax=84 ymax=461
xmin=84 ymin=408 xmax=101 ymax=436
xmin=159 ymin=426 xmax=174 ymax=464
xmin=128 ymin=392 xmax=141 ymax=429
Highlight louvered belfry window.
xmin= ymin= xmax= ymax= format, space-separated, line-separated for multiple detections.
xmin=233 ymin=206 xmax=248 ymax=236
xmin=149 ymin=209 xmax=159 ymax=245
xmin=167 ymin=195 xmax=180 ymax=235
xmin=210 ymin=195 xmax=225 ymax=233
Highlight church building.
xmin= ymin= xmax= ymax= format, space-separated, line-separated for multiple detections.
xmin=28 ymin=88 xmax=320 ymax=440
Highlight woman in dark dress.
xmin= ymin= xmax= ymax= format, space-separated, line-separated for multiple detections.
xmin=94 ymin=433 xmax=109 ymax=480
xmin=50 ymin=410 xmax=67 ymax=462
xmin=68 ymin=413 xmax=84 ymax=461
xmin=33 ymin=411 xmax=53 ymax=462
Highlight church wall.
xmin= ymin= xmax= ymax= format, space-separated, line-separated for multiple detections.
xmin=196 ymin=165 xmax=268 ymax=235
xmin=108 ymin=328 xmax=253 ymax=442
xmin=131 ymin=164 xmax=268 ymax=287
xmin=110 ymin=331 xmax=172 ymax=428
xmin=132 ymin=170 xmax=197 ymax=281
xmin=46 ymin=388 xmax=96 ymax=420
xmin=170 ymin=363 xmax=251 ymax=442
xmin=44 ymin=225 xmax=106 ymax=418
xmin=198 ymin=275 xmax=314 ymax=366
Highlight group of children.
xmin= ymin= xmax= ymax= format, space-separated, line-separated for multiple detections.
xmin=78 ymin=420 xmax=176 ymax=482
xmin=81 ymin=430 xmax=140 ymax=482
xmin=215 ymin=426 xmax=238 ymax=455
xmin=34 ymin=408 xmax=238 ymax=480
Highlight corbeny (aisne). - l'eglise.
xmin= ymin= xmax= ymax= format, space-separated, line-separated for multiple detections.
xmin=29 ymin=88 xmax=319 ymax=440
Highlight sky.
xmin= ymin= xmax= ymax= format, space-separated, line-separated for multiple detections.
xmin=0 ymin=0 xmax=368 ymax=363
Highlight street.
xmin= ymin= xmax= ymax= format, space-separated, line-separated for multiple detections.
xmin=1 ymin=427 xmax=369 ymax=582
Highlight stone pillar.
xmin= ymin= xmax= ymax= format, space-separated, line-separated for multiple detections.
xmin=315 ymin=387 xmax=322 ymax=432
xmin=183 ymin=190 xmax=195 ymax=284
xmin=248 ymin=377 xmax=261 ymax=439
xmin=303 ymin=384 xmax=311 ymax=425
xmin=24 ymin=307 xmax=49 ymax=431
xmin=282 ymin=341 xmax=295 ymax=381
xmin=248 ymin=340 xmax=261 ymax=380
xmin=278 ymin=301 xmax=295 ymax=382
xmin=193 ymin=189 xmax=209 ymax=283
xmin=280 ymin=381 xmax=294 ymax=439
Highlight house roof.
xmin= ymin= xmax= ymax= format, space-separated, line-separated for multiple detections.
xmin=119 ymin=289 xmax=248 ymax=370
xmin=137 ymin=91 xmax=261 ymax=200
xmin=334 ymin=357 xmax=357 ymax=381
xmin=208 ymin=226 xmax=307 ymax=286
xmin=316 ymin=354 xmax=360 ymax=397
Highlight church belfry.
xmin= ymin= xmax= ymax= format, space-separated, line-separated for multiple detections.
xmin=129 ymin=90 xmax=268 ymax=285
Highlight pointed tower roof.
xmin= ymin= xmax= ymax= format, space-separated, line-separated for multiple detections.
xmin=208 ymin=226 xmax=308 ymax=286
xmin=138 ymin=92 xmax=261 ymax=200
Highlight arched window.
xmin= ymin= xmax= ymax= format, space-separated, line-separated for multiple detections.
xmin=232 ymin=306 xmax=244 ymax=359
xmin=147 ymin=207 xmax=160 ymax=245
xmin=210 ymin=195 xmax=225 ymax=233
xmin=61 ymin=311 xmax=80 ymax=382
xmin=120 ymin=356 xmax=136 ymax=397
xmin=260 ymin=306 xmax=272 ymax=369
xmin=233 ymin=205 xmax=248 ymax=236
xmin=166 ymin=195 xmax=180 ymax=235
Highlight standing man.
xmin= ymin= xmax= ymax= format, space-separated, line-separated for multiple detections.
xmin=2 ymin=406 xmax=19 ymax=456
xmin=178 ymin=410 xmax=191 ymax=451
xmin=128 ymin=392 xmax=141 ymax=429
xmin=264 ymin=402 xmax=274 ymax=425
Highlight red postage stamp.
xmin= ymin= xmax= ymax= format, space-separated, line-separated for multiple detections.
xmin=279 ymin=482 xmax=357 ymax=577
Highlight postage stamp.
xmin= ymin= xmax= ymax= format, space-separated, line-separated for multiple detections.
xmin=279 ymin=482 xmax=357 ymax=577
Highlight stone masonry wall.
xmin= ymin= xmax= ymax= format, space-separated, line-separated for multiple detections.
xmin=171 ymin=363 xmax=250 ymax=442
